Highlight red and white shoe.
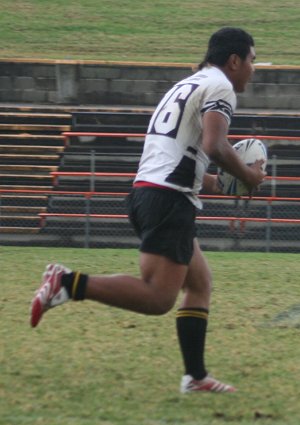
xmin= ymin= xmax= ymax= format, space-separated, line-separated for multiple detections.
xmin=30 ymin=263 xmax=71 ymax=328
xmin=180 ymin=374 xmax=236 ymax=393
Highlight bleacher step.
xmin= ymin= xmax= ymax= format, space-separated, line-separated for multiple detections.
xmin=0 ymin=215 xmax=40 ymax=222
xmin=0 ymin=133 xmax=64 ymax=140
xmin=1 ymin=154 xmax=60 ymax=162
xmin=0 ymin=165 xmax=57 ymax=172
xmin=0 ymin=206 xmax=47 ymax=214
xmin=0 ymin=173 xmax=52 ymax=179
xmin=0 ymin=124 xmax=70 ymax=132
xmin=0 ymin=227 xmax=40 ymax=234
xmin=0 ymin=112 xmax=71 ymax=126
xmin=0 ymin=145 xmax=64 ymax=153
xmin=0 ymin=185 xmax=52 ymax=190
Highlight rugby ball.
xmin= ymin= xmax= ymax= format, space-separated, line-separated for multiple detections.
xmin=217 ymin=138 xmax=267 ymax=196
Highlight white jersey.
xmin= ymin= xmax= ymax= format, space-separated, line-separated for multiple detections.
xmin=134 ymin=66 xmax=237 ymax=208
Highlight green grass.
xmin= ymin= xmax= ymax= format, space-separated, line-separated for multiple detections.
xmin=0 ymin=0 xmax=299 ymax=64
xmin=1 ymin=246 xmax=300 ymax=425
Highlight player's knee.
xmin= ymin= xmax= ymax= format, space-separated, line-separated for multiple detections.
xmin=184 ymin=273 xmax=212 ymax=295
xmin=205 ymin=274 xmax=213 ymax=293
xmin=151 ymin=296 xmax=176 ymax=315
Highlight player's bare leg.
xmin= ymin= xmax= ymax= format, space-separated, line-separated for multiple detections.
xmin=30 ymin=253 xmax=187 ymax=327
xmin=176 ymin=239 xmax=236 ymax=393
xmin=85 ymin=252 xmax=187 ymax=314
xmin=180 ymin=240 xmax=212 ymax=310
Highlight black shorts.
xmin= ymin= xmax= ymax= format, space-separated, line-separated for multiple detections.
xmin=126 ymin=187 xmax=196 ymax=265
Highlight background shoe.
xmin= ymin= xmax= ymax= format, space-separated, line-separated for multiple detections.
xmin=180 ymin=374 xmax=236 ymax=393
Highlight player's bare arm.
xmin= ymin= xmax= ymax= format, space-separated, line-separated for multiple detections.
xmin=202 ymin=173 xmax=222 ymax=194
xmin=202 ymin=111 xmax=266 ymax=190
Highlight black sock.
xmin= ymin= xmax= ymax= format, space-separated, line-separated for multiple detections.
xmin=176 ymin=307 xmax=209 ymax=380
xmin=61 ymin=272 xmax=88 ymax=301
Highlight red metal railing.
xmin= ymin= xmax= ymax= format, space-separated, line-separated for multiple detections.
xmin=1 ymin=188 xmax=300 ymax=202
xmin=49 ymin=170 xmax=300 ymax=186
xmin=1 ymin=189 xmax=299 ymax=229
xmin=62 ymin=131 xmax=300 ymax=144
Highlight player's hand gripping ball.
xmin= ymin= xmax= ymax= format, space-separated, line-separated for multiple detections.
xmin=217 ymin=138 xmax=267 ymax=196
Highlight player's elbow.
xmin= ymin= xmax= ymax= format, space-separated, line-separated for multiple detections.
xmin=203 ymin=143 xmax=223 ymax=162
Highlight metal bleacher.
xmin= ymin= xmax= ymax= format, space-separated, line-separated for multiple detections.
xmin=0 ymin=107 xmax=299 ymax=251
xmin=38 ymin=110 xmax=300 ymax=252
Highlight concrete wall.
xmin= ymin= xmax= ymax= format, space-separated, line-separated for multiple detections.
xmin=0 ymin=59 xmax=299 ymax=109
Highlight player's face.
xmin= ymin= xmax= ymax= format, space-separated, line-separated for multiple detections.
xmin=233 ymin=46 xmax=256 ymax=93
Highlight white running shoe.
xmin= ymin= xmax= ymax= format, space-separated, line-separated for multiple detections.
xmin=180 ymin=374 xmax=236 ymax=393
xmin=30 ymin=263 xmax=71 ymax=328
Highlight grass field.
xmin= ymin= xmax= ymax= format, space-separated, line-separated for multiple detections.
xmin=0 ymin=0 xmax=299 ymax=64
xmin=1 ymin=246 xmax=300 ymax=425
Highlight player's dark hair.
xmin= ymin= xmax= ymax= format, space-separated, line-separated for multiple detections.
xmin=198 ymin=27 xmax=254 ymax=69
